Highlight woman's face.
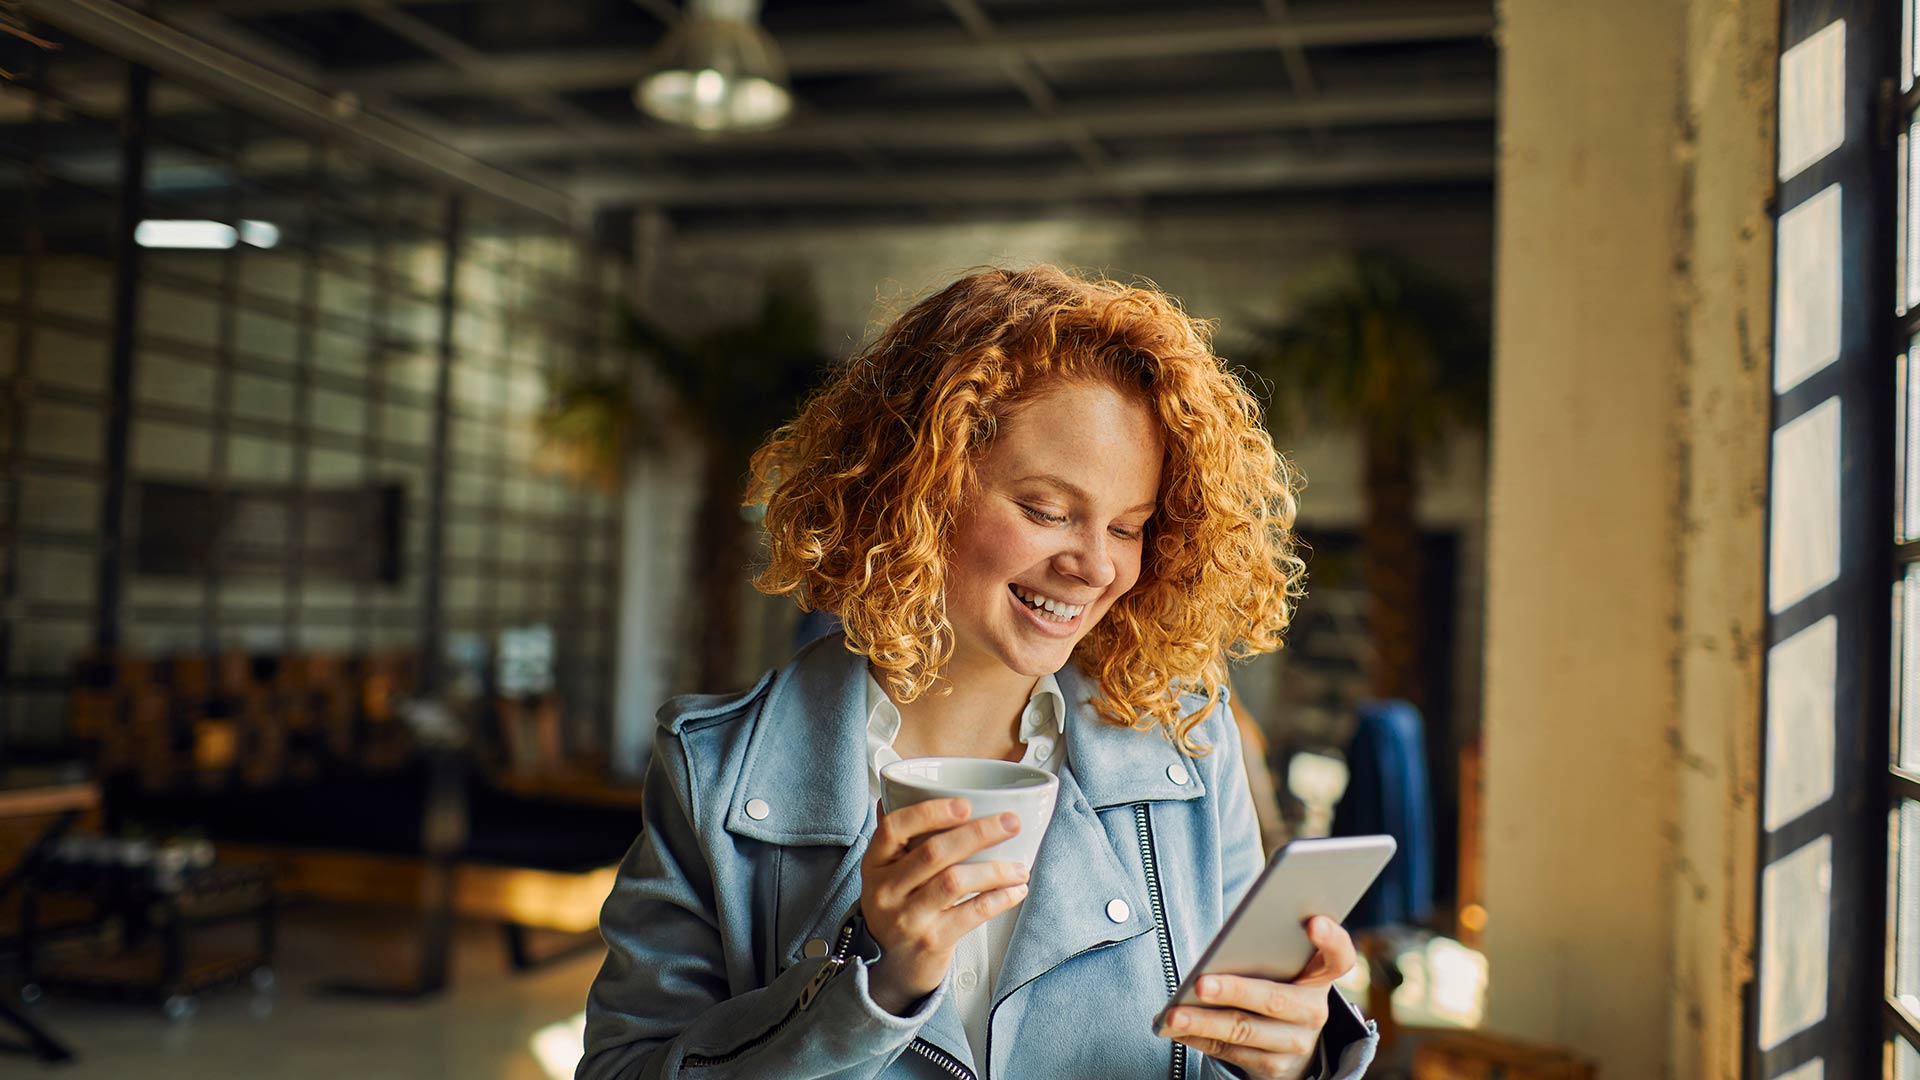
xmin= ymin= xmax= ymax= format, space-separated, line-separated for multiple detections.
xmin=945 ymin=378 xmax=1165 ymax=680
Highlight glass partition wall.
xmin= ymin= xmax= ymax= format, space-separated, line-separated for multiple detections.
xmin=0 ymin=28 xmax=624 ymax=770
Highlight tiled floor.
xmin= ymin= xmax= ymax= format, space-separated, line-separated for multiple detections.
xmin=8 ymin=906 xmax=600 ymax=1079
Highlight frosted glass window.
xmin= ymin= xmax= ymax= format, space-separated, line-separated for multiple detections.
xmin=1901 ymin=1035 xmax=1920 ymax=1080
xmin=1776 ymin=185 xmax=1844 ymax=394
xmin=1778 ymin=1059 xmax=1823 ymax=1080
xmin=1909 ymin=0 xmax=1919 ymax=92
xmin=1904 ymin=572 xmax=1920 ymax=773
xmin=1766 ymin=616 xmax=1837 ymax=830
xmin=1905 ymin=126 xmax=1920 ymax=318
xmin=1778 ymin=20 xmax=1847 ymax=181
xmin=1904 ymin=347 xmax=1920 ymax=542
xmin=1896 ymin=802 xmax=1920 ymax=1015
xmin=1758 ymin=834 xmax=1832 ymax=1049
xmin=1769 ymin=398 xmax=1843 ymax=613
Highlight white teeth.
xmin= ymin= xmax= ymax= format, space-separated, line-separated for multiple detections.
xmin=1013 ymin=586 xmax=1083 ymax=623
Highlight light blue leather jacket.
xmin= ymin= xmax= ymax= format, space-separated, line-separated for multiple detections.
xmin=579 ymin=634 xmax=1379 ymax=1080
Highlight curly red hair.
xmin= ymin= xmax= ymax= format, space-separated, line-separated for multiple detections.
xmin=747 ymin=265 xmax=1304 ymax=752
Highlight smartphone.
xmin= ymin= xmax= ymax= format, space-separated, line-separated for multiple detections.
xmin=1155 ymin=834 xmax=1397 ymax=1027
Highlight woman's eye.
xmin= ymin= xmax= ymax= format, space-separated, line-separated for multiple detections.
xmin=1112 ymin=526 xmax=1144 ymax=542
xmin=1021 ymin=505 xmax=1068 ymax=525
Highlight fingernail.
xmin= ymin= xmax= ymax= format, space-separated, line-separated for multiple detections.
xmin=1011 ymin=884 xmax=1029 ymax=899
xmin=951 ymin=799 xmax=969 ymax=817
xmin=998 ymin=812 xmax=1018 ymax=831
xmin=1199 ymin=977 xmax=1218 ymax=998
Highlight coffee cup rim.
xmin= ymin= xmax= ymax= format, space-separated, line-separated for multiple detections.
xmin=878 ymin=756 xmax=1059 ymax=793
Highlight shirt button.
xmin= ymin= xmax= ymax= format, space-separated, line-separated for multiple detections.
xmin=745 ymin=798 xmax=771 ymax=820
xmin=1167 ymin=763 xmax=1189 ymax=786
xmin=958 ymin=970 xmax=979 ymax=991
xmin=802 ymin=938 xmax=828 ymax=959
xmin=1106 ymin=898 xmax=1130 ymax=923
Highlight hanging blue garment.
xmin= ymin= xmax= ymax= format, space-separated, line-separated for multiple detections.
xmin=1330 ymin=699 xmax=1435 ymax=930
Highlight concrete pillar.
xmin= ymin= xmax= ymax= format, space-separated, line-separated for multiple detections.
xmin=1482 ymin=1 xmax=1773 ymax=1077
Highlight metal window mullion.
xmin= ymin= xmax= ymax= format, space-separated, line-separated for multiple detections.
xmin=416 ymin=194 xmax=461 ymax=695
xmin=0 ymin=53 xmax=52 ymax=752
xmin=202 ymin=108 xmax=248 ymax=655
xmin=477 ymin=246 xmax=512 ymax=648
xmin=279 ymin=142 xmax=325 ymax=653
xmin=92 ymin=62 xmax=151 ymax=654
xmin=353 ymin=184 xmax=391 ymax=658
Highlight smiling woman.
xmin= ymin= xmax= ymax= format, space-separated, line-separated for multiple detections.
xmin=579 ymin=266 xmax=1378 ymax=1080
xmin=747 ymin=265 xmax=1306 ymax=754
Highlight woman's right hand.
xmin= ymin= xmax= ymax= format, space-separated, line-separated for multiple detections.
xmin=859 ymin=797 xmax=1030 ymax=1016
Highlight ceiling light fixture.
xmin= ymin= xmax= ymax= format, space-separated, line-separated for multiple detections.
xmin=634 ymin=0 xmax=792 ymax=133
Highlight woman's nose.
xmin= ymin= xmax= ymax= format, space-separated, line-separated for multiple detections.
xmin=1054 ymin=527 xmax=1117 ymax=589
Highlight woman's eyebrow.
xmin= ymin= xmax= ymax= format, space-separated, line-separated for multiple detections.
xmin=1014 ymin=473 xmax=1156 ymax=515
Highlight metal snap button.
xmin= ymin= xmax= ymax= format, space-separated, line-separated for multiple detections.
xmin=802 ymin=938 xmax=828 ymax=959
xmin=745 ymin=798 xmax=770 ymax=820
xmin=1106 ymin=898 xmax=1130 ymax=923
xmin=1167 ymin=763 xmax=1189 ymax=786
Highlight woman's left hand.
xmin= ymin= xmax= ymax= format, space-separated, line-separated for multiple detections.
xmin=1156 ymin=916 xmax=1357 ymax=1080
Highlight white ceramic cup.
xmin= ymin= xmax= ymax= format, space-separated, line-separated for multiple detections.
xmin=879 ymin=757 xmax=1059 ymax=870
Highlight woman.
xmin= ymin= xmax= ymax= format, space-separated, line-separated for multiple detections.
xmin=579 ymin=267 xmax=1379 ymax=1080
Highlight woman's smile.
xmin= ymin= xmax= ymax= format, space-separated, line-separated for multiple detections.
xmin=1008 ymin=583 xmax=1085 ymax=635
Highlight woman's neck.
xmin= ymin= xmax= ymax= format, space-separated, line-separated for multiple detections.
xmin=876 ymin=651 xmax=1038 ymax=761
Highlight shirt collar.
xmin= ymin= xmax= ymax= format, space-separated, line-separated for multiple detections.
xmin=863 ymin=671 xmax=1068 ymax=751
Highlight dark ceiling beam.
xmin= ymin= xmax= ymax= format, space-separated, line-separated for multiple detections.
xmin=17 ymin=0 xmax=575 ymax=219
xmin=332 ymin=7 xmax=1494 ymax=96
xmin=936 ymin=0 xmax=1119 ymax=190
xmin=568 ymin=145 xmax=1494 ymax=208
xmin=443 ymin=87 xmax=1495 ymax=160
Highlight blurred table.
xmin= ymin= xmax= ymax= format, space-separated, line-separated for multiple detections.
xmin=0 ymin=767 xmax=100 ymax=1064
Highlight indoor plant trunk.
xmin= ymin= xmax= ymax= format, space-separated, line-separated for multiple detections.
xmin=691 ymin=442 xmax=752 ymax=691
xmin=1361 ymin=423 xmax=1425 ymax=714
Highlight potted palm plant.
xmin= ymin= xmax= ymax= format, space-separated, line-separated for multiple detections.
xmin=624 ymin=267 xmax=832 ymax=691
xmin=1245 ymin=251 xmax=1488 ymax=716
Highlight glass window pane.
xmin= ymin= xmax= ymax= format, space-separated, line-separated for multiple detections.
xmin=1779 ymin=1059 xmax=1823 ymax=1080
xmin=1898 ymin=1034 xmax=1920 ymax=1080
xmin=1902 ymin=573 xmax=1920 ymax=772
xmin=1909 ymin=0 xmax=1919 ymax=92
xmin=1904 ymin=347 xmax=1918 ymax=542
xmin=1908 ymin=123 xmax=1920 ymax=316
xmin=1758 ymin=834 xmax=1832 ymax=1049
xmin=1778 ymin=20 xmax=1847 ymax=182
xmin=1776 ymin=184 xmax=1844 ymax=394
xmin=1894 ymin=802 xmax=1920 ymax=1012
xmin=1771 ymin=397 xmax=1844 ymax=613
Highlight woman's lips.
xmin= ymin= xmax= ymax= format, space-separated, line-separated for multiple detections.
xmin=1007 ymin=584 xmax=1083 ymax=637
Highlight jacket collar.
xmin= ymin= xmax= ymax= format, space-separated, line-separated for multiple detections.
xmin=725 ymin=634 xmax=1205 ymax=847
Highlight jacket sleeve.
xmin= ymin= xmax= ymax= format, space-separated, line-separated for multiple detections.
xmin=1197 ymin=697 xmax=1380 ymax=1080
xmin=577 ymin=724 xmax=947 ymax=1080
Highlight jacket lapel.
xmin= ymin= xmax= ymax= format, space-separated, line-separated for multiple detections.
xmin=722 ymin=636 xmax=1218 ymax=1077
xmin=991 ymin=662 xmax=1207 ymax=1011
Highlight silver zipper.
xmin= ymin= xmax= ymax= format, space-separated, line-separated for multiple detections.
xmin=681 ymin=920 xmax=858 ymax=1068
xmin=907 ymin=1038 xmax=975 ymax=1079
xmin=1134 ymin=802 xmax=1186 ymax=1080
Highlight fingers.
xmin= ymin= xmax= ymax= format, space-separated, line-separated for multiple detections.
xmin=910 ymin=860 xmax=1029 ymax=909
xmin=868 ymin=798 xmax=970 ymax=863
xmin=1292 ymin=916 xmax=1358 ymax=986
xmin=1170 ymin=1033 xmax=1303 ymax=1080
xmin=940 ymin=881 xmax=1029 ymax=939
xmin=1187 ymin=974 xmax=1328 ymax=1028
xmin=883 ymin=811 xmax=1022 ymax=896
xmin=1161 ymin=1005 xmax=1317 ymax=1077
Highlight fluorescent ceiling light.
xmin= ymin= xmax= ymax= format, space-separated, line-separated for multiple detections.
xmin=135 ymin=219 xmax=282 ymax=250
xmin=238 ymin=220 xmax=280 ymax=249
xmin=135 ymin=220 xmax=237 ymax=249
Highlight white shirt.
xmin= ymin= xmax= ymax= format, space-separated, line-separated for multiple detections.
xmin=863 ymin=672 xmax=1066 ymax=1073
